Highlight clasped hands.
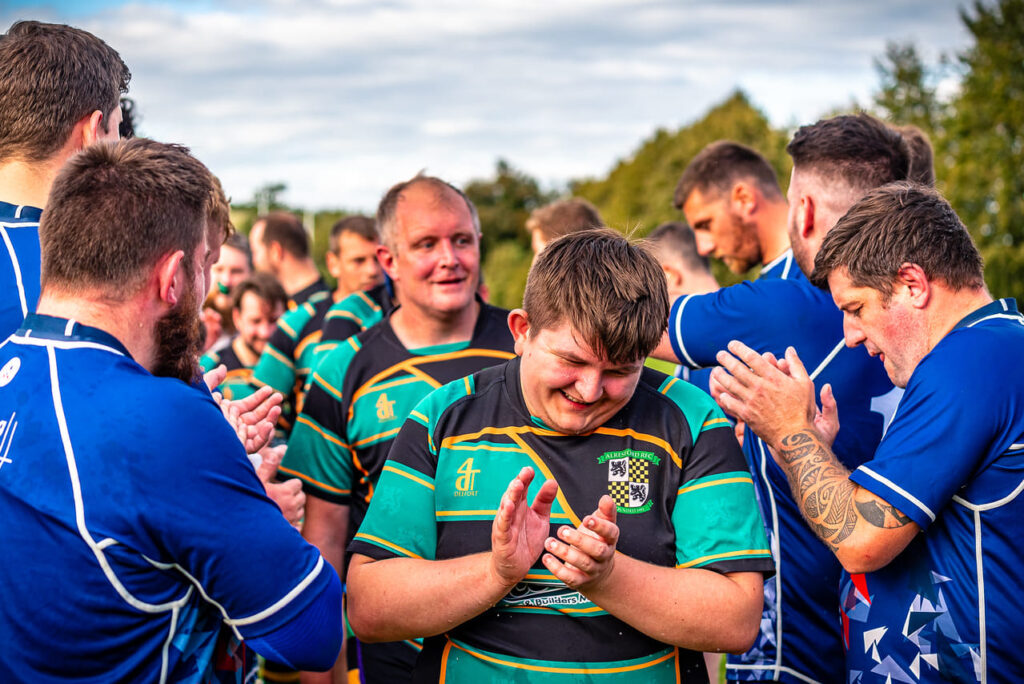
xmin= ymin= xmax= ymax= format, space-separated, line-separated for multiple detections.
xmin=490 ymin=466 xmax=619 ymax=593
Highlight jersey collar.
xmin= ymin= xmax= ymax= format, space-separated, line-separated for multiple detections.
xmin=0 ymin=200 xmax=43 ymax=223
xmin=953 ymin=298 xmax=1020 ymax=330
xmin=18 ymin=313 xmax=132 ymax=357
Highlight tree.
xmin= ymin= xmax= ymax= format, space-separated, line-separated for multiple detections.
xmin=942 ymin=0 xmax=1024 ymax=299
xmin=873 ymin=42 xmax=943 ymax=133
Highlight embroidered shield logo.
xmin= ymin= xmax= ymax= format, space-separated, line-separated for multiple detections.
xmin=599 ymin=449 xmax=659 ymax=514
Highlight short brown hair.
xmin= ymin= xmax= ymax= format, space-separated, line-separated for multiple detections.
xmin=646 ymin=222 xmax=711 ymax=275
xmin=40 ymin=138 xmax=212 ymax=298
xmin=674 ymin=141 xmax=783 ymax=209
xmin=254 ymin=211 xmax=309 ymax=259
xmin=376 ymin=175 xmax=479 ymax=249
xmin=812 ymin=182 xmax=984 ymax=297
xmin=208 ymin=175 xmax=234 ymax=245
xmin=230 ymin=272 xmax=287 ymax=312
xmin=329 ymin=215 xmax=378 ymax=254
xmin=786 ymin=113 xmax=909 ymax=194
xmin=525 ymin=197 xmax=603 ymax=243
xmin=0 ymin=20 xmax=130 ymax=161
xmin=895 ymin=124 xmax=935 ymax=187
xmin=523 ymin=228 xmax=668 ymax=364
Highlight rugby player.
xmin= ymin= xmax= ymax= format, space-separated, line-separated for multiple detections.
xmin=652 ymin=116 xmax=906 ymax=683
xmin=525 ymin=196 xmax=603 ymax=258
xmin=0 ymin=138 xmax=341 ymax=682
xmin=346 ymin=228 xmax=774 ymax=682
xmin=713 ymin=182 xmax=1024 ymax=682
xmin=283 ymin=175 xmax=516 ymax=682
xmin=249 ymin=210 xmax=330 ymax=309
xmin=0 ymin=20 xmax=129 ymax=338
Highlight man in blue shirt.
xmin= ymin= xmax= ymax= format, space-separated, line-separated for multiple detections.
xmin=714 ymin=182 xmax=1024 ymax=683
xmin=654 ymin=118 xmax=908 ymax=683
xmin=0 ymin=138 xmax=342 ymax=682
xmin=0 ymin=20 xmax=130 ymax=338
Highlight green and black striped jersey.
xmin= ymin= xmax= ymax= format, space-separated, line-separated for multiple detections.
xmin=314 ymin=283 xmax=395 ymax=362
xmin=199 ymin=340 xmax=257 ymax=401
xmin=350 ymin=357 xmax=774 ymax=683
xmin=281 ymin=301 xmax=515 ymax=527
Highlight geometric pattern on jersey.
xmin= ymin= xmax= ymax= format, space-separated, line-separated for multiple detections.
xmin=843 ymin=298 xmax=1024 ymax=683
xmin=200 ymin=339 xmax=257 ymax=400
xmin=0 ymin=200 xmax=43 ymax=340
xmin=668 ymin=252 xmax=898 ymax=684
xmin=314 ymin=283 xmax=394 ymax=360
xmin=0 ymin=314 xmax=331 ymax=683
xmin=252 ymin=290 xmax=332 ymax=427
xmin=349 ymin=358 xmax=774 ymax=682
xmin=282 ymin=300 xmax=514 ymax=524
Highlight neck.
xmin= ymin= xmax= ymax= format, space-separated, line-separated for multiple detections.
xmin=0 ymin=159 xmax=63 ymax=209
xmin=390 ymin=299 xmax=481 ymax=349
xmin=757 ymin=198 xmax=792 ymax=266
xmin=231 ymin=336 xmax=260 ymax=367
xmin=673 ymin=272 xmax=719 ymax=298
xmin=928 ymin=286 xmax=995 ymax=352
xmin=279 ymin=261 xmax=322 ymax=296
xmin=36 ymin=290 xmax=159 ymax=371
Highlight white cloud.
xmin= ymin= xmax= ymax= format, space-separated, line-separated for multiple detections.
xmin=1 ymin=0 xmax=969 ymax=210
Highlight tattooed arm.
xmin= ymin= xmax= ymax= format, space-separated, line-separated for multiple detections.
xmin=710 ymin=341 xmax=919 ymax=573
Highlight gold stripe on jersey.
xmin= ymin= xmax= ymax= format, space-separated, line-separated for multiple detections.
xmin=278 ymin=466 xmax=351 ymax=496
xmin=353 ymin=533 xmax=422 ymax=559
xmin=441 ymin=639 xmax=679 ymax=676
xmin=676 ymin=548 xmax=772 ymax=569
xmin=677 ymin=475 xmax=753 ymax=496
xmin=382 ymin=464 xmax=434 ymax=491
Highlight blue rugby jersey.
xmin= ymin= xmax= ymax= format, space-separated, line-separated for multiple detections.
xmin=0 ymin=200 xmax=42 ymax=339
xmin=667 ymin=253 xmax=900 ymax=683
xmin=0 ymin=314 xmax=333 ymax=683
xmin=842 ymin=299 xmax=1024 ymax=683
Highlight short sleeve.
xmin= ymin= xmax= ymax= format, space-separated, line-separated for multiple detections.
xmin=850 ymin=337 xmax=996 ymax=529
xmin=280 ymin=344 xmax=359 ymax=503
xmin=663 ymin=383 xmax=773 ymax=574
xmin=348 ymin=411 xmax=438 ymax=562
xmin=138 ymin=391 xmax=331 ymax=638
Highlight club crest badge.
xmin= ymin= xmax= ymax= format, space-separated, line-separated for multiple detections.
xmin=598 ymin=449 xmax=660 ymax=514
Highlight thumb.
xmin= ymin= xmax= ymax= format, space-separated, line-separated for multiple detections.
xmin=256 ymin=444 xmax=285 ymax=483
xmin=784 ymin=346 xmax=810 ymax=382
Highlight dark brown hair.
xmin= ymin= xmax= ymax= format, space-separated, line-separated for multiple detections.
xmin=254 ymin=211 xmax=310 ymax=259
xmin=524 ymin=228 xmax=668 ymax=364
xmin=812 ymin=182 xmax=983 ymax=297
xmin=525 ymin=197 xmax=604 ymax=242
xmin=0 ymin=20 xmax=130 ymax=161
xmin=230 ymin=271 xmax=287 ymax=312
xmin=674 ymin=140 xmax=783 ymax=209
xmin=329 ymin=215 xmax=378 ymax=254
xmin=40 ymin=138 xmax=212 ymax=298
xmin=646 ymin=221 xmax=711 ymax=275
xmin=786 ymin=113 xmax=909 ymax=193
xmin=895 ymin=124 xmax=935 ymax=187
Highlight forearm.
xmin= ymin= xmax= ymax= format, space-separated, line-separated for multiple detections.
xmin=346 ymin=553 xmax=513 ymax=642
xmin=650 ymin=330 xmax=680 ymax=363
xmin=773 ymin=429 xmax=918 ymax=572
xmin=302 ymin=497 xmax=349 ymax=578
xmin=582 ymin=557 xmax=762 ymax=653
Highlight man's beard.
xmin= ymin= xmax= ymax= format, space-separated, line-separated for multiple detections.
xmin=153 ymin=277 xmax=203 ymax=383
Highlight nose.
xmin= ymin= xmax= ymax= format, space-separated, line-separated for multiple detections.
xmin=694 ymin=231 xmax=714 ymax=257
xmin=842 ymin=315 xmax=866 ymax=349
xmin=573 ymin=369 xmax=603 ymax=404
xmin=437 ymin=238 xmax=458 ymax=266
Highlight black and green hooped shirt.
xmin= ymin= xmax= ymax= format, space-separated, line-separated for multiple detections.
xmin=350 ymin=357 xmax=774 ymax=683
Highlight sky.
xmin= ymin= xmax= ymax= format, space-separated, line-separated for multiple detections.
xmin=2 ymin=0 xmax=970 ymax=212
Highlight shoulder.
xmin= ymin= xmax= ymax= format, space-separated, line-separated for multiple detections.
xmin=410 ymin=360 xmax=509 ymax=432
xmin=635 ymin=369 xmax=727 ymax=437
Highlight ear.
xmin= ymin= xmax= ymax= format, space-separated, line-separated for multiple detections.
xmin=661 ymin=263 xmax=684 ymax=294
xmin=376 ymin=244 xmax=397 ymax=280
xmin=156 ymin=250 xmax=187 ymax=306
xmin=80 ymin=110 xmax=107 ymax=148
xmin=507 ymin=309 xmax=531 ymax=355
xmin=325 ymin=250 xmax=341 ymax=279
xmin=232 ymin=306 xmax=244 ymax=331
xmin=796 ymin=194 xmax=816 ymax=239
xmin=731 ymin=181 xmax=757 ymax=217
xmin=896 ymin=262 xmax=931 ymax=309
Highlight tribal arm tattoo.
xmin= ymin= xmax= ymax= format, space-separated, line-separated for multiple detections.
xmin=776 ymin=431 xmax=916 ymax=552
xmin=776 ymin=431 xmax=858 ymax=551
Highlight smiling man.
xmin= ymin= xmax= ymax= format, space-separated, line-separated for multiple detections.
xmin=346 ymin=228 xmax=773 ymax=683
xmin=712 ymin=183 xmax=1024 ymax=682
xmin=282 ymin=175 xmax=516 ymax=682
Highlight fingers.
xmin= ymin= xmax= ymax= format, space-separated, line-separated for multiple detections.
xmin=204 ymin=365 xmax=227 ymax=392
xmin=529 ymin=479 xmax=558 ymax=519
xmin=256 ymin=444 xmax=286 ymax=483
xmin=265 ymin=478 xmax=305 ymax=525
xmin=494 ymin=467 xmax=533 ymax=536
xmin=783 ymin=346 xmax=811 ymax=382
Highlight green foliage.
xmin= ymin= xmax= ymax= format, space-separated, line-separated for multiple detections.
xmin=571 ymin=90 xmax=792 ymax=286
xmin=464 ymin=159 xmax=557 ymax=309
xmin=482 ymin=240 xmax=533 ymax=310
xmin=873 ymin=42 xmax=943 ymax=132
